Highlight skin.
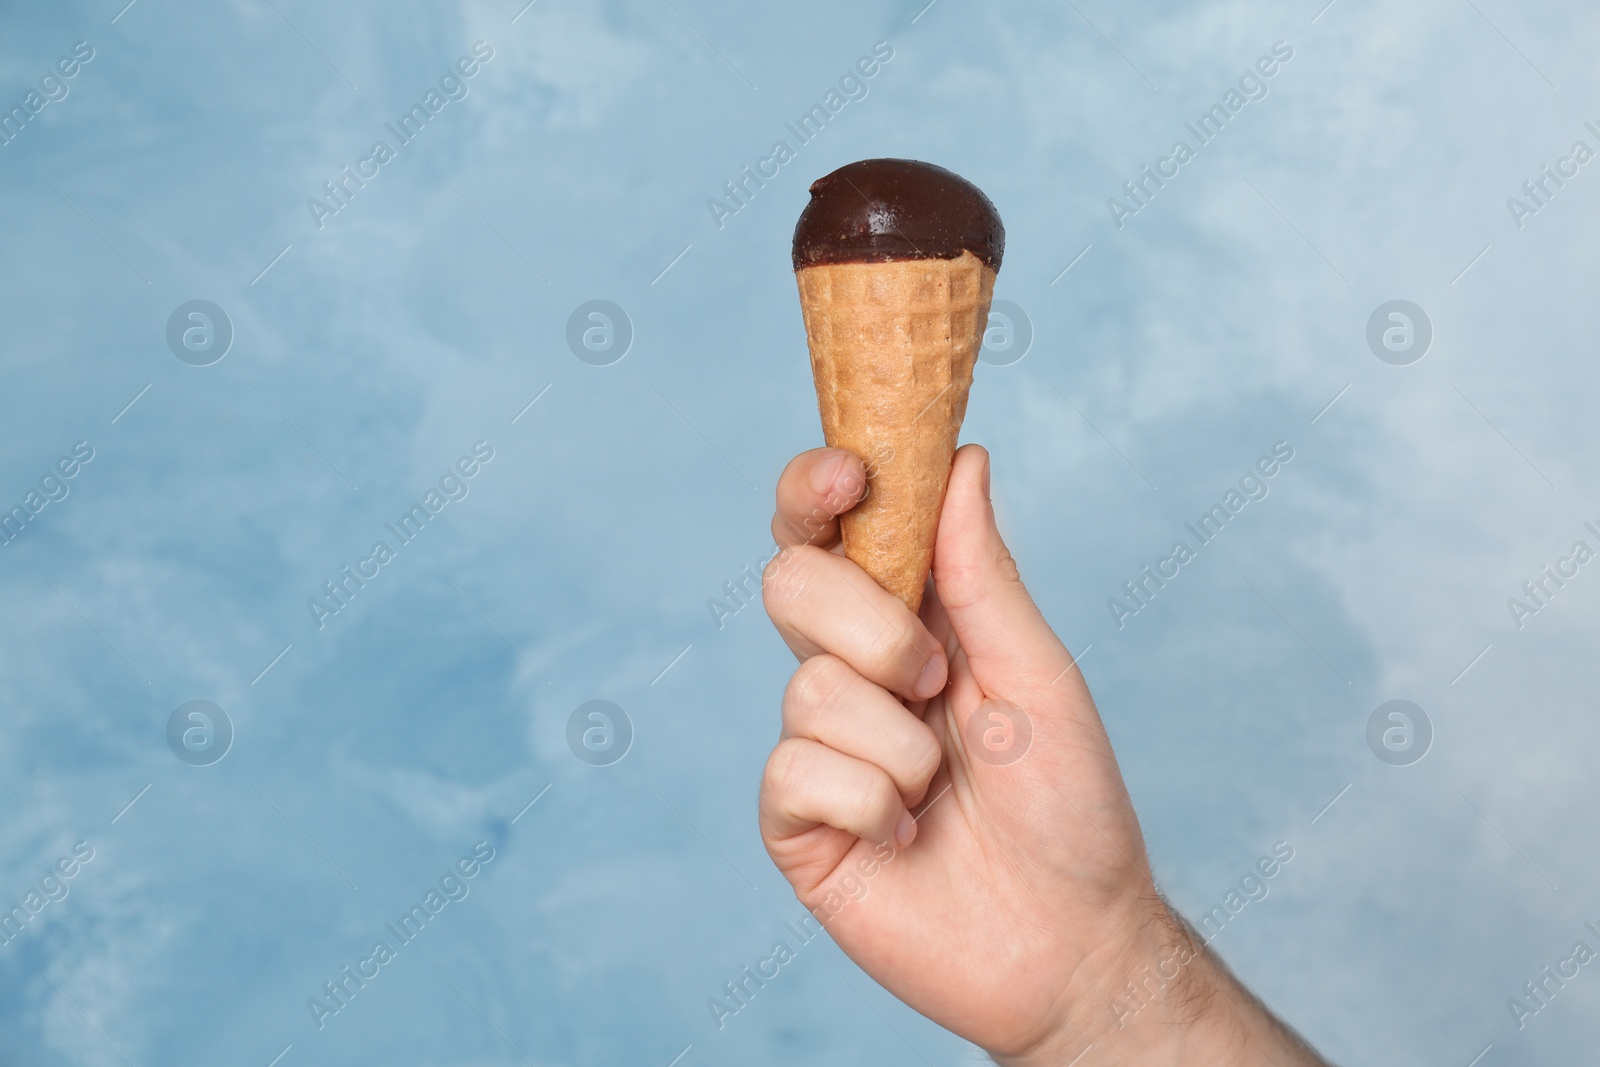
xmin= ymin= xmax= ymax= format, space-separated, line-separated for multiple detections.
xmin=759 ymin=444 xmax=1332 ymax=1065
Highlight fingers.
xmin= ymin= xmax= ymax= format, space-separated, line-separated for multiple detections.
xmin=765 ymin=447 xmax=947 ymax=700
xmin=771 ymin=448 xmax=869 ymax=549
xmin=931 ymin=445 xmax=1075 ymax=695
xmin=764 ymin=544 xmax=948 ymax=701
xmin=782 ymin=654 xmax=942 ymax=806
xmin=761 ymin=737 xmax=917 ymax=849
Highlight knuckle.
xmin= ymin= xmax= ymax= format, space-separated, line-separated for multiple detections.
xmin=935 ymin=556 xmax=994 ymax=614
xmin=762 ymin=545 xmax=821 ymax=614
xmin=859 ymin=614 xmax=922 ymax=680
xmin=763 ymin=738 xmax=810 ymax=799
xmin=783 ymin=655 xmax=851 ymax=729
xmin=939 ymin=538 xmax=1023 ymax=612
xmin=849 ymin=771 xmax=898 ymax=831
xmin=995 ymin=541 xmax=1023 ymax=584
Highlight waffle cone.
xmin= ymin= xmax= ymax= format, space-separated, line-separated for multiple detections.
xmin=796 ymin=250 xmax=995 ymax=614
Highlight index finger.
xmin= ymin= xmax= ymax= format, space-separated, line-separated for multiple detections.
xmin=770 ymin=448 xmax=869 ymax=549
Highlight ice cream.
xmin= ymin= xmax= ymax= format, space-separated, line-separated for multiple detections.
xmin=793 ymin=159 xmax=1004 ymax=613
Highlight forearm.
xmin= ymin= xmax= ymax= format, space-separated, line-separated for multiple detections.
xmin=992 ymin=904 xmax=1331 ymax=1067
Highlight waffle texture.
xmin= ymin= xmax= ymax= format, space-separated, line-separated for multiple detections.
xmin=795 ymin=250 xmax=996 ymax=613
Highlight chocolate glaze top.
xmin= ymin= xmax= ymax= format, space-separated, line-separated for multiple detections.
xmin=791 ymin=158 xmax=1004 ymax=271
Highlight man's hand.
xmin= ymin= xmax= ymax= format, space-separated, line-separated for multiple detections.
xmin=758 ymin=444 xmax=1329 ymax=1065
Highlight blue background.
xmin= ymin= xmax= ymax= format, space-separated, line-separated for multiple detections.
xmin=3 ymin=1 xmax=1598 ymax=1064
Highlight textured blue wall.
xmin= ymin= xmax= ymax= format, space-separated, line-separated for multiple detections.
xmin=2 ymin=1 xmax=1598 ymax=1064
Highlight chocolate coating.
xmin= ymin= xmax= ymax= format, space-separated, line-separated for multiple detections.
xmin=792 ymin=158 xmax=1004 ymax=271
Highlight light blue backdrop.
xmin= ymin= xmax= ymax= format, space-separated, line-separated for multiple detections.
xmin=2 ymin=1 xmax=1598 ymax=1064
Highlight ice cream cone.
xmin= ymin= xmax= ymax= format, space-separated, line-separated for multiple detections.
xmin=796 ymin=249 xmax=996 ymax=613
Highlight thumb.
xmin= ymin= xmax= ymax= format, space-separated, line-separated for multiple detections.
xmin=931 ymin=445 xmax=1076 ymax=697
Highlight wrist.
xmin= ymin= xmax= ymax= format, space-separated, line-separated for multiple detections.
xmin=990 ymin=895 xmax=1209 ymax=1066
xmin=991 ymin=898 xmax=1326 ymax=1067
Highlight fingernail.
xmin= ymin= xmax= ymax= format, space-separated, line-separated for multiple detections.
xmin=981 ymin=453 xmax=992 ymax=498
xmin=894 ymin=810 xmax=917 ymax=848
xmin=811 ymin=452 xmax=848 ymax=494
xmin=914 ymin=653 xmax=947 ymax=700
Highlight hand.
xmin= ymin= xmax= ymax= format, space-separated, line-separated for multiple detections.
xmin=758 ymin=444 xmax=1330 ymax=1065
